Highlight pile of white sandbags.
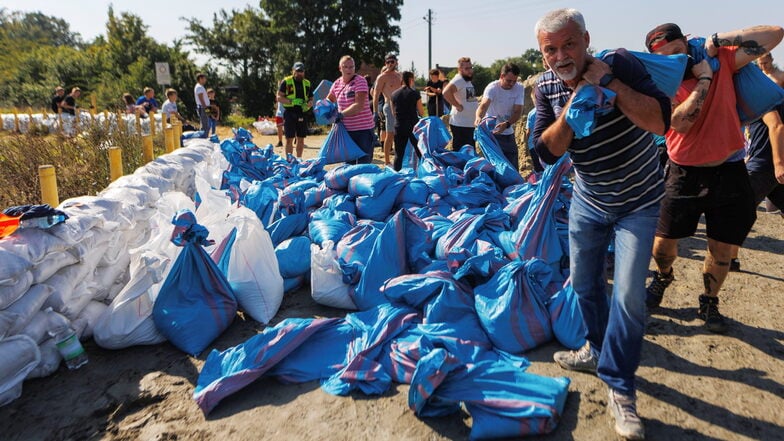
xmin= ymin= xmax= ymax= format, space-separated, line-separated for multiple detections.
xmin=0 ymin=138 xmax=216 ymax=406
xmin=0 ymin=112 xmax=164 ymax=136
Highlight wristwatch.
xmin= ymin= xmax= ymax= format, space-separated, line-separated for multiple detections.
xmin=599 ymin=73 xmax=615 ymax=88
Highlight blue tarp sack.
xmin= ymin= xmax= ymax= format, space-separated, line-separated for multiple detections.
xmin=274 ymin=236 xmax=312 ymax=278
xmin=348 ymin=170 xmax=404 ymax=196
xmin=625 ymin=51 xmax=688 ymax=97
xmin=324 ymin=164 xmax=380 ymax=190
xmin=353 ymin=209 xmax=433 ymax=310
xmin=241 ymin=180 xmax=280 ymax=227
xmin=548 ymin=281 xmax=586 ymax=350
xmin=312 ymin=79 xmax=333 ymax=102
xmin=283 ymin=274 xmax=306 ymax=293
xmin=474 ymin=118 xmax=525 ymax=188
xmin=313 ymin=99 xmax=338 ymax=125
xmin=435 ymin=204 xmax=509 ymax=260
xmin=152 ymin=209 xmax=237 ymax=356
xmin=688 ymin=37 xmax=784 ymax=124
xmin=474 ymin=259 xmax=554 ymax=353
xmin=336 ymin=221 xmax=383 ymax=285
xmin=566 ymin=85 xmax=617 ymax=138
xmin=317 ymin=122 xmax=367 ymax=164
xmin=266 ymin=213 xmax=309 ymax=247
xmin=233 ymin=127 xmax=253 ymax=143
xmin=181 ymin=130 xmax=206 ymax=143
xmin=395 ymin=178 xmax=430 ymax=207
xmin=355 ymin=179 xmax=406 ymax=221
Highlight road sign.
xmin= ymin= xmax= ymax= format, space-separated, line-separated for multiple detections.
xmin=155 ymin=62 xmax=171 ymax=85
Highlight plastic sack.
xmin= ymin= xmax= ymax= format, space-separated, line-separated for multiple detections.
xmin=474 ymin=118 xmax=525 ymax=188
xmin=313 ymin=99 xmax=338 ymax=126
xmin=0 ymin=284 xmax=54 ymax=338
xmin=211 ymin=207 xmax=284 ymax=324
xmin=317 ymin=122 xmax=367 ymax=164
xmin=275 ymin=236 xmax=312 ymax=278
xmin=336 ymin=221 xmax=383 ymax=285
xmin=0 ymin=335 xmax=40 ymax=407
xmin=566 ymin=85 xmax=617 ymax=138
xmin=626 ymin=50 xmax=688 ymax=97
xmin=266 ymin=213 xmax=309 ymax=248
xmin=548 ymin=282 xmax=586 ymax=350
xmin=324 ymin=164 xmax=381 ymax=191
xmin=734 ymin=62 xmax=784 ymax=124
xmin=152 ymin=210 xmax=237 ymax=356
xmin=311 ymin=243 xmax=357 ymax=309
xmin=93 ymin=253 xmax=170 ymax=349
xmin=474 ymin=259 xmax=554 ymax=353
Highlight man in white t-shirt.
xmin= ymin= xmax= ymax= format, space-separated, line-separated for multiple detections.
xmin=193 ymin=73 xmax=209 ymax=136
xmin=443 ymin=56 xmax=479 ymax=150
xmin=475 ymin=63 xmax=524 ymax=169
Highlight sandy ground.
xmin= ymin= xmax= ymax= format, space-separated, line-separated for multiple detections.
xmin=2 ymin=129 xmax=783 ymax=441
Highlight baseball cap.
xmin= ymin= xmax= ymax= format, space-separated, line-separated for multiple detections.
xmin=646 ymin=23 xmax=685 ymax=52
xmin=292 ymin=62 xmax=305 ymax=71
xmin=385 ymin=52 xmax=397 ymax=61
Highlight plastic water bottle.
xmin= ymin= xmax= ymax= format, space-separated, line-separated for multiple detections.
xmin=19 ymin=214 xmax=66 ymax=229
xmin=47 ymin=311 xmax=88 ymax=370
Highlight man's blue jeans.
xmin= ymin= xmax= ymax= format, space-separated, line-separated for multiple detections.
xmin=568 ymin=194 xmax=659 ymax=395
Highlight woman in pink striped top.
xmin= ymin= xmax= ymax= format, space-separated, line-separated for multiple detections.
xmin=327 ymin=55 xmax=376 ymax=164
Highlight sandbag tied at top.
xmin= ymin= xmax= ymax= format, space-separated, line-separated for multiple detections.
xmin=547 ymin=280 xmax=586 ymax=351
xmin=317 ymin=122 xmax=368 ymax=164
xmin=687 ymin=37 xmax=784 ymax=124
xmin=313 ymin=99 xmax=338 ymax=126
xmin=474 ymin=259 xmax=554 ymax=354
xmin=152 ymin=209 xmax=237 ymax=356
xmin=565 ymin=84 xmax=617 ymax=138
xmin=474 ymin=118 xmax=525 ymax=188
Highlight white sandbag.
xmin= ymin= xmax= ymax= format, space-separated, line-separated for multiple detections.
xmin=19 ymin=309 xmax=50 ymax=344
xmin=47 ymin=214 xmax=101 ymax=245
xmin=0 ymin=335 xmax=41 ymax=407
xmin=70 ymin=228 xmax=112 ymax=263
xmin=72 ymin=300 xmax=108 ymax=340
xmin=128 ymin=171 xmax=175 ymax=194
xmin=194 ymin=175 xmax=235 ymax=252
xmin=93 ymin=252 xmax=131 ymax=301
xmin=93 ymin=253 xmax=170 ymax=349
xmin=0 ymin=246 xmax=33 ymax=282
xmin=58 ymin=196 xmax=125 ymax=230
xmin=25 ymin=338 xmax=61 ymax=380
xmin=214 ymin=207 xmax=284 ymax=324
xmin=102 ymin=178 xmax=161 ymax=208
xmin=310 ymin=242 xmax=357 ymax=310
xmin=0 ymin=313 xmax=14 ymax=340
xmin=0 ymin=271 xmax=33 ymax=311
xmin=0 ymin=228 xmax=71 ymax=265
xmin=1 ymin=284 xmax=54 ymax=337
xmin=31 ymin=250 xmax=79 ymax=284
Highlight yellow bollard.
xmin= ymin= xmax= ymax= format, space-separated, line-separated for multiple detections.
xmin=135 ymin=108 xmax=142 ymax=135
xmin=142 ymin=134 xmax=154 ymax=163
xmin=117 ymin=110 xmax=126 ymax=134
xmin=164 ymin=125 xmax=175 ymax=153
xmin=38 ymin=165 xmax=60 ymax=207
xmin=149 ymin=110 xmax=157 ymax=136
xmin=172 ymin=119 xmax=182 ymax=148
xmin=108 ymin=146 xmax=123 ymax=181
xmin=13 ymin=109 xmax=19 ymax=133
xmin=104 ymin=110 xmax=110 ymax=131
xmin=27 ymin=107 xmax=34 ymax=133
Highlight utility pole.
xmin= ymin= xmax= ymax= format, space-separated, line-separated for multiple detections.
xmin=423 ymin=9 xmax=433 ymax=71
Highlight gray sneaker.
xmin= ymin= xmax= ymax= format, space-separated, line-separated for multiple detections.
xmin=608 ymin=389 xmax=645 ymax=440
xmin=553 ymin=342 xmax=597 ymax=375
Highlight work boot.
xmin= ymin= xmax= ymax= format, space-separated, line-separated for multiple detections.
xmin=698 ymin=295 xmax=727 ymax=333
xmin=729 ymin=258 xmax=741 ymax=272
xmin=645 ymin=269 xmax=674 ymax=309
xmin=553 ymin=342 xmax=597 ymax=375
xmin=608 ymin=389 xmax=645 ymax=440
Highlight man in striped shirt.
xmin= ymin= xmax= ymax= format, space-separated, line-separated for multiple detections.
xmin=533 ymin=8 xmax=670 ymax=440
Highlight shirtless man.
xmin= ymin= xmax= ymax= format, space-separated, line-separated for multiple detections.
xmin=757 ymin=52 xmax=784 ymax=86
xmin=374 ymin=53 xmax=403 ymax=165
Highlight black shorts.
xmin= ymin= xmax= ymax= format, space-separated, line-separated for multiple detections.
xmin=283 ymin=109 xmax=307 ymax=138
xmin=657 ymin=160 xmax=756 ymax=245
xmin=748 ymin=168 xmax=784 ymax=211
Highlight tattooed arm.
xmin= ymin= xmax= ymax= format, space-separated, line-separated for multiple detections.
xmin=670 ymin=60 xmax=713 ymax=133
xmin=705 ymin=25 xmax=784 ymax=70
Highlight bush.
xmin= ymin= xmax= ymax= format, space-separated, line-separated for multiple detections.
xmin=224 ymin=113 xmax=255 ymax=129
xmin=0 ymin=125 xmax=166 ymax=207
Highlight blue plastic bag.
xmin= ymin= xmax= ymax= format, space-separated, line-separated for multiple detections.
xmin=548 ymin=281 xmax=586 ymax=350
xmin=474 ymin=118 xmax=525 ymax=188
xmin=152 ymin=210 xmax=237 ymax=356
xmin=317 ymin=122 xmax=368 ymax=164
xmin=566 ymin=85 xmax=617 ymax=138
xmin=275 ymin=236 xmax=312 ymax=278
xmin=313 ymin=99 xmax=338 ymax=125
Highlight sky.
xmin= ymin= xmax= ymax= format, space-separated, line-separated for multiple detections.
xmin=4 ymin=0 xmax=784 ymax=79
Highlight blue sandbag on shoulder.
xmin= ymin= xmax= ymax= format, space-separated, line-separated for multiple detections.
xmin=565 ymin=85 xmax=617 ymax=138
xmin=317 ymin=122 xmax=368 ymax=164
xmin=275 ymin=236 xmax=312 ymax=278
xmin=152 ymin=209 xmax=237 ymax=356
xmin=313 ymin=99 xmax=338 ymax=126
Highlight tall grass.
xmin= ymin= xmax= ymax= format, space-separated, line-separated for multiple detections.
xmin=0 ymin=126 xmax=166 ymax=208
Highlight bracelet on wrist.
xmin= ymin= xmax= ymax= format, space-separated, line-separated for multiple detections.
xmin=698 ymin=76 xmax=713 ymax=82
xmin=711 ymin=33 xmax=720 ymax=48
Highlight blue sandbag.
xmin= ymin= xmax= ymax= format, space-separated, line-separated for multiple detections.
xmin=275 ymin=236 xmax=312 ymax=278
xmin=627 ymin=51 xmax=688 ymax=97
xmin=348 ymin=170 xmax=404 ymax=196
xmin=336 ymin=221 xmax=383 ymax=285
xmin=474 ymin=259 xmax=554 ymax=353
xmin=548 ymin=282 xmax=586 ymax=350
xmin=474 ymin=118 xmax=524 ymax=188
xmin=152 ymin=210 xmax=237 ymax=356
xmin=395 ymin=178 xmax=430 ymax=206
xmin=355 ymin=179 xmax=406 ymax=221
xmin=241 ymin=180 xmax=280 ymax=227
xmin=313 ymin=99 xmax=338 ymax=126
xmin=283 ymin=275 xmax=306 ymax=293
xmin=324 ymin=163 xmax=381 ymax=190
xmin=266 ymin=213 xmax=309 ymax=247
xmin=317 ymin=122 xmax=368 ymax=164
xmin=566 ymin=85 xmax=617 ymax=138
xmin=435 ymin=204 xmax=509 ymax=260
xmin=303 ymin=183 xmax=336 ymax=208
xmin=309 ymin=218 xmax=354 ymax=247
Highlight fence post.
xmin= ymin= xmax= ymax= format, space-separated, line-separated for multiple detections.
xmin=142 ymin=134 xmax=154 ymax=163
xmin=164 ymin=115 xmax=175 ymax=153
xmin=149 ymin=110 xmax=157 ymax=137
xmin=38 ymin=165 xmax=60 ymax=207
xmin=13 ymin=108 xmax=20 ymax=133
xmin=172 ymin=118 xmax=182 ymax=148
xmin=135 ymin=108 xmax=142 ymax=135
xmin=108 ymin=146 xmax=123 ymax=181
xmin=104 ymin=110 xmax=110 ymax=131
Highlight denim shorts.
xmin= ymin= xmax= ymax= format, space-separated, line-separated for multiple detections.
xmin=657 ymin=160 xmax=756 ymax=245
